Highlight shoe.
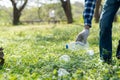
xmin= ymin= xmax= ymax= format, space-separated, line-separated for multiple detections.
xmin=105 ymin=59 xmax=112 ymax=64
xmin=99 ymin=58 xmax=112 ymax=64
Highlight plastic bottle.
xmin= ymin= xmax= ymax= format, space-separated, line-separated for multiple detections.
xmin=58 ymin=68 xmax=69 ymax=77
xmin=59 ymin=55 xmax=70 ymax=62
xmin=86 ymin=50 xmax=94 ymax=56
xmin=66 ymin=41 xmax=89 ymax=50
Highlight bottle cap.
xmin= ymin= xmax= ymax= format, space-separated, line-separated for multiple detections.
xmin=66 ymin=44 xmax=68 ymax=49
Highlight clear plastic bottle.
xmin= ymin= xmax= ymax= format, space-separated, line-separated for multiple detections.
xmin=59 ymin=55 xmax=70 ymax=62
xmin=66 ymin=41 xmax=89 ymax=50
xmin=86 ymin=50 xmax=94 ymax=56
xmin=58 ymin=68 xmax=69 ymax=77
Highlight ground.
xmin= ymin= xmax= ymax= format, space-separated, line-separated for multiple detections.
xmin=0 ymin=23 xmax=120 ymax=80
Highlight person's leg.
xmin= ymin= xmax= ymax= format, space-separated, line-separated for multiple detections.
xmin=99 ymin=0 xmax=120 ymax=61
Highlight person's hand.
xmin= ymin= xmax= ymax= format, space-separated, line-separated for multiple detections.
xmin=76 ymin=29 xmax=89 ymax=44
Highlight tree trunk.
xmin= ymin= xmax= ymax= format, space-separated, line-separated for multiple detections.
xmin=60 ymin=0 xmax=73 ymax=23
xmin=94 ymin=0 xmax=102 ymax=23
xmin=10 ymin=0 xmax=28 ymax=25
xmin=13 ymin=6 xmax=21 ymax=25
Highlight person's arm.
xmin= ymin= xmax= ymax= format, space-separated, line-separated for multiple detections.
xmin=76 ymin=0 xmax=96 ymax=43
xmin=84 ymin=0 xmax=96 ymax=29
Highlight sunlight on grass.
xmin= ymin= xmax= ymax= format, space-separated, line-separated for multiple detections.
xmin=0 ymin=23 xmax=120 ymax=79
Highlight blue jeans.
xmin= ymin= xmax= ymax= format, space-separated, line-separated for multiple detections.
xmin=99 ymin=0 xmax=120 ymax=60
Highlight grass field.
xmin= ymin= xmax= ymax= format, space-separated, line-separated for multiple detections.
xmin=0 ymin=23 xmax=120 ymax=80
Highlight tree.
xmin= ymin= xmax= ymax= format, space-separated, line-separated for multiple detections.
xmin=60 ymin=0 xmax=73 ymax=23
xmin=10 ymin=0 xmax=28 ymax=25
xmin=94 ymin=0 xmax=117 ymax=22
xmin=94 ymin=0 xmax=102 ymax=23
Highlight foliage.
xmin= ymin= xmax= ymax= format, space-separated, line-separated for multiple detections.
xmin=0 ymin=6 xmax=12 ymax=24
xmin=19 ymin=1 xmax=67 ymax=22
xmin=72 ymin=2 xmax=84 ymax=19
xmin=0 ymin=2 xmax=84 ymax=25
xmin=21 ymin=2 xmax=84 ymax=23
xmin=0 ymin=23 xmax=120 ymax=79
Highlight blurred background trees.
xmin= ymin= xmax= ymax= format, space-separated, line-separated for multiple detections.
xmin=0 ymin=0 xmax=119 ymax=25
xmin=10 ymin=0 xmax=28 ymax=25
xmin=60 ymin=0 xmax=73 ymax=23
xmin=94 ymin=0 xmax=102 ymax=23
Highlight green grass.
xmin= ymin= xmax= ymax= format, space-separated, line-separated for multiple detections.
xmin=0 ymin=23 xmax=120 ymax=80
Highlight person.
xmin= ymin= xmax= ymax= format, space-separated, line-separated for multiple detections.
xmin=49 ymin=9 xmax=55 ymax=23
xmin=76 ymin=0 xmax=120 ymax=64
xmin=99 ymin=0 xmax=120 ymax=63
xmin=76 ymin=0 xmax=96 ymax=44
